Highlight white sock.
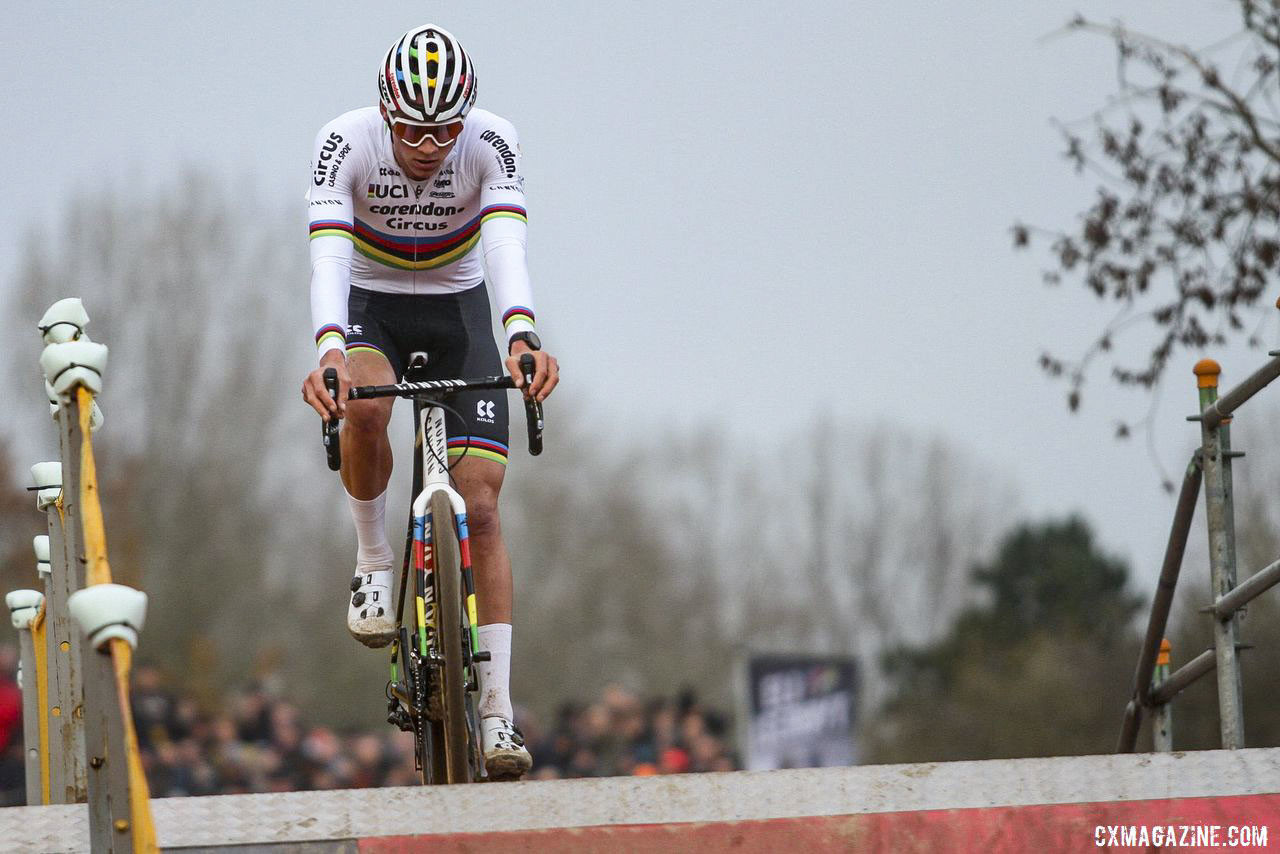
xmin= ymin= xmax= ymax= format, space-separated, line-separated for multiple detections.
xmin=347 ymin=490 xmax=393 ymax=570
xmin=477 ymin=623 xmax=513 ymax=720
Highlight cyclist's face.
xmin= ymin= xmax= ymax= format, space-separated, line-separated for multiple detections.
xmin=389 ymin=120 xmax=461 ymax=181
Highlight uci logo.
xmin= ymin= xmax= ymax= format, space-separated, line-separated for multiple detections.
xmin=476 ymin=400 xmax=495 ymax=422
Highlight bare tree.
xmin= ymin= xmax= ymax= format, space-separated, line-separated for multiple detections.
xmin=724 ymin=421 xmax=1017 ymax=709
xmin=547 ymin=419 xmax=1021 ymax=715
xmin=499 ymin=407 xmax=728 ymax=717
xmin=1015 ymin=4 xmax=1280 ymax=420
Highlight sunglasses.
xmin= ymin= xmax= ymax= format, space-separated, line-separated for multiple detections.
xmin=392 ymin=120 xmax=464 ymax=149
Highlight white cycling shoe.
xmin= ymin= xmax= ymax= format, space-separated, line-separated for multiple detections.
xmin=347 ymin=567 xmax=396 ymax=648
xmin=481 ymin=716 xmax=532 ymax=780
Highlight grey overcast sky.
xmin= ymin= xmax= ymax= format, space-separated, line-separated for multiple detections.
xmin=2 ymin=2 xmax=1269 ymax=589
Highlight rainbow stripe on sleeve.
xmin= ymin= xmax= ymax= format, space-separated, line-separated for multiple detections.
xmin=309 ymin=220 xmax=355 ymax=240
xmin=315 ymin=323 xmax=346 ymax=349
xmin=502 ymin=306 xmax=535 ymax=330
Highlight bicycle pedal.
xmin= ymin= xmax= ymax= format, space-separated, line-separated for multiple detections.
xmin=473 ymin=650 xmax=491 ymax=662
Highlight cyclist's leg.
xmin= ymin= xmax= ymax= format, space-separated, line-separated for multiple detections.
xmin=442 ymin=390 xmax=516 ymax=721
xmin=450 ymin=457 xmax=512 ymax=626
xmin=424 ymin=283 xmax=528 ymax=776
xmin=341 ymin=289 xmax=405 ymax=647
xmin=340 ymin=349 xmax=397 ymax=499
xmin=451 ymin=456 xmax=529 ymax=776
xmin=341 ymin=286 xmax=404 ymax=500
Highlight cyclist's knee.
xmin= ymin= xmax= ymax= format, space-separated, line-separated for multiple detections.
xmin=464 ymin=488 xmax=501 ymax=537
xmin=344 ymin=399 xmax=392 ymax=436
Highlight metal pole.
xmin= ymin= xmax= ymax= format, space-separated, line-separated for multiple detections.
xmin=1219 ymin=400 xmax=1247 ymax=736
xmin=1118 ymin=701 xmax=1141 ymax=754
xmin=17 ymin=625 xmax=40 ymax=804
xmin=9 ymin=588 xmax=45 ymax=806
xmin=1133 ymin=452 xmax=1202 ymax=707
xmin=1117 ymin=452 xmax=1202 ymax=754
xmin=1150 ymin=648 xmax=1217 ymax=706
xmin=1194 ymin=359 xmax=1246 ymax=749
xmin=31 ymin=454 xmax=87 ymax=803
xmin=53 ymin=407 xmax=90 ymax=802
xmin=1152 ymin=640 xmax=1173 ymax=752
xmin=1200 ymin=352 xmax=1280 ymax=430
xmin=81 ymin=644 xmax=128 ymax=851
xmin=1214 ymin=557 xmax=1280 ymax=619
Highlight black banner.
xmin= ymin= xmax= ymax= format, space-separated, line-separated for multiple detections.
xmin=744 ymin=654 xmax=857 ymax=770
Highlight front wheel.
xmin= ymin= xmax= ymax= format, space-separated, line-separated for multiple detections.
xmin=430 ymin=490 xmax=473 ymax=783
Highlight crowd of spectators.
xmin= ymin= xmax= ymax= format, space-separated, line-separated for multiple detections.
xmin=0 ymin=653 xmax=740 ymax=801
xmin=522 ymin=684 xmax=739 ymax=779
xmin=135 ymin=671 xmax=740 ymax=794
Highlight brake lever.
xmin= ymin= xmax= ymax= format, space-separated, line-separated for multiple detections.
xmin=322 ymin=368 xmax=342 ymax=471
xmin=518 ymin=353 xmax=544 ymax=456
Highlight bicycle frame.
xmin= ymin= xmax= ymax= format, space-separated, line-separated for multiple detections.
xmin=410 ymin=403 xmax=483 ymax=673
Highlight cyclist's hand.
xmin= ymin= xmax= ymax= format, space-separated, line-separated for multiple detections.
xmin=506 ymin=343 xmax=559 ymax=403
xmin=302 ymin=351 xmax=351 ymax=420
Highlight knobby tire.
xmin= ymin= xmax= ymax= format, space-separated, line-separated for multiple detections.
xmin=430 ymin=490 xmax=472 ymax=783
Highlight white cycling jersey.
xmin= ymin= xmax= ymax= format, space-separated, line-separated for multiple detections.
xmin=306 ymin=107 xmax=535 ymax=359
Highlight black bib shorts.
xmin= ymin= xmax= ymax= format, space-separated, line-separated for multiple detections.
xmin=346 ymin=283 xmax=510 ymax=465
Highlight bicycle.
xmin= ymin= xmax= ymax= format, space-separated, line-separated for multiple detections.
xmin=320 ymin=352 xmax=542 ymax=783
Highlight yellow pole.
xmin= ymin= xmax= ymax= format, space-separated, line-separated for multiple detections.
xmin=78 ymin=388 xmax=113 ymax=589
xmin=111 ymin=639 xmax=156 ymax=852
xmin=31 ymin=605 xmax=50 ymax=805
xmin=77 ymin=388 xmax=158 ymax=853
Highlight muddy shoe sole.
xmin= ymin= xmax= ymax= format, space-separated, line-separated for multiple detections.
xmin=347 ymin=621 xmax=396 ymax=649
xmin=484 ymin=750 xmax=532 ymax=781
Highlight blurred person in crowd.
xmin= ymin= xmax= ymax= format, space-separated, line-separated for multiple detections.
xmin=131 ymin=665 xmax=177 ymax=750
xmin=0 ymin=645 xmax=25 ymax=804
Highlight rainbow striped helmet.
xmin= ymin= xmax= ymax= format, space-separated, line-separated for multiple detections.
xmin=378 ymin=25 xmax=478 ymax=125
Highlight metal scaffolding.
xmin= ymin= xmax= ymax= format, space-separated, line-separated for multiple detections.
xmin=1119 ymin=354 xmax=1280 ymax=753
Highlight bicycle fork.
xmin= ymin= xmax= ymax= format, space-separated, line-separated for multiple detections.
xmin=412 ymin=496 xmax=489 ymax=678
xmin=412 ymin=511 xmax=436 ymax=657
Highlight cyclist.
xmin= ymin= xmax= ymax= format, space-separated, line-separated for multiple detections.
xmin=299 ymin=23 xmax=559 ymax=780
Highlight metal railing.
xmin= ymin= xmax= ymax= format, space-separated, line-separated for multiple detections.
xmin=1119 ymin=353 xmax=1280 ymax=753
xmin=7 ymin=299 xmax=158 ymax=851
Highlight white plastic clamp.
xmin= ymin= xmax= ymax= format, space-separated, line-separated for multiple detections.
xmin=44 ymin=379 xmax=104 ymax=431
xmin=37 ymin=298 xmax=90 ymax=345
xmin=68 ymin=584 xmax=148 ymax=651
xmin=40 ymin=340 xmax=108 ymax=396
xmin=32 ymin=536 xmax=50 ymax=579
xmin=6 ymin=590 xmax=44 ymax=631
xmin=29 ymin=462 xmax=62 ymax=510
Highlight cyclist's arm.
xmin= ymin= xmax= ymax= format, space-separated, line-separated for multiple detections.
xmin=302 ymin=120 xmax=363 ymax=418
xmin=476 ymin=118 xmax=536 ymax=351
xmin=306 ymin=123 xmax=362 ymax=364
xmin=475 ymin=121 xmax=557 ymax=399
